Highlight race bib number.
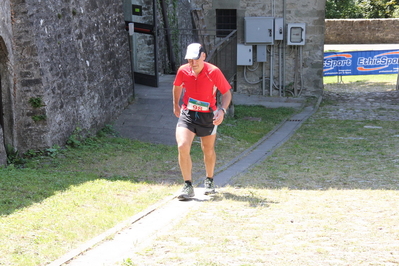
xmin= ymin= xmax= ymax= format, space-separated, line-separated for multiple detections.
xmin=187 ymin=97 xmax=210 ymax=111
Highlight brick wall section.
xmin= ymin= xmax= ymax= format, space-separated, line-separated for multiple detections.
xmin=325 ymin=19 xmax=399 ymax=44
xmin=6 ymin=0 xmax=133 ymax=153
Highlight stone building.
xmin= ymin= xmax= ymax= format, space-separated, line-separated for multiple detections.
xmin=155 ymin=0 xmax=326 ymax=97
xmin=0 ymin=0 xmax=326 ymax=165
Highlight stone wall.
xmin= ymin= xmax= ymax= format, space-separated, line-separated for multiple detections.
xmin=325 ymin=19 xmax=399 ymax=44
xmin=1 ymin=0 xmax=327 ymax=164
xmin=1 ymin=0 xmax=133 ymax=156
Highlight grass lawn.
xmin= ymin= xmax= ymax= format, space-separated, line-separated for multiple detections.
xmin=324 ymin=73 xmax=397 ymax=85
xmin=125 ymin=107 xmax=399 ymax=266
xmin=0 ymin=105 xmax=296 ymax=266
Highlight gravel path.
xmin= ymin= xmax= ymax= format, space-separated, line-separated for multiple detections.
xmin=316 ymin=84 xmax=399 ymax=121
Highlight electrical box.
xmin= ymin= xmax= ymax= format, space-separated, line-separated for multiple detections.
xmin=237 ymin=44 xmax=253 ymax=66
xmin=274 ymin=18 xmax=284 ymax=41
xmin=287 ymin=23 xmax=306 ymax=45
xmin=256 ymin=45 xmax=267 ymax=62
xmin=244 ymin=17 xmax=274 ymax=44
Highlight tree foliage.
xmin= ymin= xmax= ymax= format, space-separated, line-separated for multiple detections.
xmin=326 ymin=0 xmax=399 ymax=18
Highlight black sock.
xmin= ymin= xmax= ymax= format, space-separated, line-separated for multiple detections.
xmin=206 ymin=177 xmax=213 ymax=181
xmin=185 ymin=180 xmax=192 ymax=186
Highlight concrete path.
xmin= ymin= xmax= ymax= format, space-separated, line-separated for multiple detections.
xmin=113 ymin=75 xmax=304 ymax=146
xmin=113 ymin=75 xmax=178 ymax=146
xmin=50 ymin=75 xmax=312 ymax=266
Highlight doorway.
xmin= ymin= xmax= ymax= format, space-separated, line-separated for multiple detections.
xmin=124 ymin=0 xmax=159 ymax=87
xmin=0 ymin=37 xmax=14 ymax=152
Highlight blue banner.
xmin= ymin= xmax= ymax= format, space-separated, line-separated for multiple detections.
xmin=324 ymin=50 xmax=399 ymax=76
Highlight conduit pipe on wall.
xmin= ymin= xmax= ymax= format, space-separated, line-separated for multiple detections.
xmin=244 ymin=63 xmax=261 ymax=85
xmin=244 ymin=0 xmax=287 ymax=97
xmin=278 ymin=41 xmax=283 ymax=96
xmin=160 ymin=0 xmax=176 ymax=72
xmin=269 ymin=45 xmax=274 ymax=96
xmin=299 ymin=45 xmax=304 ymax=96
xmin=282 ymin=0 xmax=286 ymax=96
xmin=262 ymin=62 xmax=266 ymax=95
xmin=269 ymin=0 xmax=275 ymax=96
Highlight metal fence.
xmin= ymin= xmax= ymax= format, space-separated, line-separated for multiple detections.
xmin=158 ymin=29 xmax=237 ymax=89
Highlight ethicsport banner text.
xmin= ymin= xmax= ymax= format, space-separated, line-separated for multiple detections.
xmin=324 ymin=50 xmax=399 ymax=76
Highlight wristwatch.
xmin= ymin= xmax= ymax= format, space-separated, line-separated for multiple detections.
xmin=220 ymin=107 xmax=227 ymax=114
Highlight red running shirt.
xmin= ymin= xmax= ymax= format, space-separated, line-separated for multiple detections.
xmin=173 ymin=62 xmax=231 ymax=112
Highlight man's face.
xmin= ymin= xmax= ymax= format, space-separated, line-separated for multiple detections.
xmin=187 ymin=52 xmax=205 ymax=72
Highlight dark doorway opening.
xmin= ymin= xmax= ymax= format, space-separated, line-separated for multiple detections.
xmin=0 ymin=76 xmax=3 ymax=132
xmin=216 ymin=9 xmax=237 ymax=38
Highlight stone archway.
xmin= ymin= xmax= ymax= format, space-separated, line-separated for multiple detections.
xmin=0 ymin=37 xmax=13 ymax=165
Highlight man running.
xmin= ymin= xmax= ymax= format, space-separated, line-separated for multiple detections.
xmin=172 ymin=43 xmax=232 ymax=200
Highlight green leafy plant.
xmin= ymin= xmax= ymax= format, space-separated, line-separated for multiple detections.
xmin=28 ymin=97 xmax=44 ymax=108
xmin=66 ymin=127 xmax=83 ymax=148
xmin=32 ymin=115 xmax=47 ymax=122
xmin=5 ymin=145 xmax=25 ymax=166
xmin=45 ymin=145 xmax=61 ymax=158
xmin=97 ymin=124 xmax=117 ymax=138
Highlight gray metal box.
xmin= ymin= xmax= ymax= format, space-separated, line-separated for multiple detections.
xmin=274 ymin=18 xmax=284 ymax=41
xmin=244 ymin=17 xmax=274 ymax=44
xmin=287 ymin=23 xmax=306 ymax=45
xmin=237 ymin=44 xmax=253 ymax=66
xmin=256 ymin=45 xmax=267 ymax=62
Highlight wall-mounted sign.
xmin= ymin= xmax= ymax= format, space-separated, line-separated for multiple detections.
xmin=324 ymin=50 xmax=399 ymax=76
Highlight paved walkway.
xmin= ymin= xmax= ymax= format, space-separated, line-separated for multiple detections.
xmin=51 ymin=75 xmax=311 ymax=266
xmin=114 ymin=75 xmax=304 ymax=146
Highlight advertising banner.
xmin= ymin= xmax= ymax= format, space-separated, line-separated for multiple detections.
xmin=324 ymin=50 xmax=399 ymax=76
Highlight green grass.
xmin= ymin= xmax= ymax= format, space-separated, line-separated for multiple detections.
xmin=219 ymin=106 xmax=296 ymax=144
xmin=125 ymin=104 xmax=399 ymax=265
xmin=235 ymin=118 xmax=399 ymax=189
xmin=0 ymin=105 xmax=296 ymax=266
xmin=324 ymin=74 xmax=397 ymax=85
xmin=130 ymin=187 xmax=399 ymax=265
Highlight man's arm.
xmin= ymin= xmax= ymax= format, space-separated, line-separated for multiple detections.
xmin=213 ymin=90 xmax=232 ymax=126
xmin=173 ymin=85 xmax=183 ymax=118
xmin=219 ymin=90 xmax=232 ymax=111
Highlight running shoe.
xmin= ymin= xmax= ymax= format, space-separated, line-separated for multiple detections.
xmin=204 ymin=178 xmax=215 ymax=195
xmin=178 ymin=183 xmax=195 ymax=200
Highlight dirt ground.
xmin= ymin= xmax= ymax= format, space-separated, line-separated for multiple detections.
xmin=114 ymin=82 xmax=399 ymax=266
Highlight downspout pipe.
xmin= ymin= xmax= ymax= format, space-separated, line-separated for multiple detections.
xmin=160 ymin=0 xmax=176 ymax=73
xmin=282 ymin=0 xmax=286 ymax=96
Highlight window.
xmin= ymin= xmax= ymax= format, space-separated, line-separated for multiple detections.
xmin=216 ymin=9 xmax=237 ymax=37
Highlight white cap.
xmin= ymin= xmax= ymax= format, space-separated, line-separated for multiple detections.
xmin=184 ymin=43 xmax=204 ymax=60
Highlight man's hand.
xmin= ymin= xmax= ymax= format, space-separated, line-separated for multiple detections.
xmin=173 ymin=105 xmax=181 ymax=118
xmin=173 ymin=85 xmax=183 ymax=118
xmin=213 ymin=109 xmax=225 ymax=125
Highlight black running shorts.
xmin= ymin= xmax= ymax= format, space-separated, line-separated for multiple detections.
xmin=177 ymin=109 xmax=217 ymax=137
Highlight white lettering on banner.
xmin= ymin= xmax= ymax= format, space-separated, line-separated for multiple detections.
xmin=324 ymin=49 xmax=399 ymax=76
xmin=358 ymin=56 xmax=399 ymax=66
xmin=324 ymin=58 xmax=352 ymax=68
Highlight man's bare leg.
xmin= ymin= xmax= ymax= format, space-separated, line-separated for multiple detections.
xmin=201 ymin=134 xmax=217 ymax=194
xmin=176 ymin=126 xmax=196 ymax=200
xmin=176 ymin=126 xmax=196 ymax=181
xmin=200 ymin=134 xmax=217 ymax=178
